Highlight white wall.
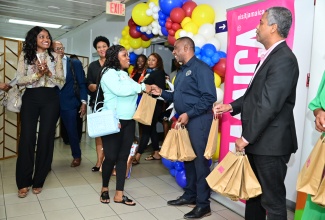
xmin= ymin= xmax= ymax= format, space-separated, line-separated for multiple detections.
xmin=58 ymin=0 xmax=316 ymax=211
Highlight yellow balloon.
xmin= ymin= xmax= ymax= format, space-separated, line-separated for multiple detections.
xmin=172 ymin=76 xmax=176 ymax=84
xmin=214 ymin=73 xmax=221 ymax=87
xmin=175 ymin=29 xmax=182 ymax=40
xmin=181 ymin=17 xmax=192 ymax=29
xmin=211 ymin=132 xmax=221 ymax=161
xmin=124 ymin=44 xmax=131 ymax=50
xmin=183 ymin=21 xmax=198 ymax=35
xmin=128 ymin=65 xmax=134 ymax=75
xmin=141 ymin=39 xmax=151 ymax=48
xmin=191 ymin=4 xmax=216 ymax=27
xmin=132 ymin=3 xmax=154 ymax=26
xmin=129 ymin=37 xmax=142 ymax=49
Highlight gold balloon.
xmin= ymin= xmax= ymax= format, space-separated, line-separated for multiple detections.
xmin=191 ymin=4 xmax=216 ymax=27
xmin=214 ymin=73 xmax=221 ymax=87
xmin=183 ymin=21 xmax=198 ymax=35
xmin=141 ymin=39 xmax=151 ymax=48
xmin=132 ymin=3 xmax=153 ymax=26
xmin=181 ymin=17 xmax=192 ymax=29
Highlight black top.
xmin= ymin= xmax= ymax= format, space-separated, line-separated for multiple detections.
xmin=143 ymin=69 xmax=166 ymax=98
xmin=132 ymin=71 xmax=142 ymax=83
xmin=86 ymin=60 xmax=102 ymax=107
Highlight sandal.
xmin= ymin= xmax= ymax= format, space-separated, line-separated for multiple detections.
xmin=100 ymin=191 xmax=110 ymax=204
xmin=32 ymin=188 xmax=42 ymax=194
xmin=92 ymin=166 xmax=100 ymax=172
xmin=145 ymin=155 xmax=161 ymax=161
xmin=18 ymin=187 xmax=29 ymax=198
xmin=132 ymin=158 xmax=140 ymax=165
xmin=114 ymin=195 xmax=136 ymax=206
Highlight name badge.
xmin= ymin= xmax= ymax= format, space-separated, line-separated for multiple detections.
xmin=186 ymin=70 xmax=192 ymax=76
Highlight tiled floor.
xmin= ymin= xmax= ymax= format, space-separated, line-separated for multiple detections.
xmin=0 ymin=135 xmax=294 ymax=220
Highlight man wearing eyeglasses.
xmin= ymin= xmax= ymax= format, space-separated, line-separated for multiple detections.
xmin=53 ymin=41 xmax=87 ymax=167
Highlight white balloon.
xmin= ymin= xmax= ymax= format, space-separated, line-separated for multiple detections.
xmin=151 ymin=21 xmax=158 ymax=27
xmin=153 ymin=13 xmax=159 ymax=20
xmin=152 ymin=6 xmax=159 ymax=13
xmin=146 ymin=9 xmax=153 ymax=16
xmin=179 ymin=30 xmax=187 ymax=37
xmin=134 ymin=47 xmax=144 ymax=55
xmin=149 ymin=2 xmax=155 ymax=8
xmin=146 ymin=30 xmax=152 ymax=34
xmin=215 ymin=88 xmax=224 ymax=104
xmin=159 ymin=30 xmax=163 ymax=36
xmin=206 ymin=37 xmax=221 ymax=50
xmin=142 ymin=26 xmax=148 ymax=32
xmin=187 ymin=32 xmax=194 ymax=38
xmin=128 ymin=48 xmax=134 ymax=53
xmin=152 ymin=28 xmax=159 ymax=35
xmin=192 ymin=34 xmax=206 ymax=48
xmin=198 ymin=24 xmax=215 ymax=40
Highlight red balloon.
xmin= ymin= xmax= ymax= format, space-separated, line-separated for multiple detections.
xmin=168 ymin=29 xmax=175 ymax=36
xmin=213 ymin=58 xmax=226 ymax=77
xmin=129 ymin=25 xmax=142 ymax=38
xmin=165 ymin=21 xmax=172 ymax=29
xmin=128 ymin=18 xmax=136 ymax=27
xmin=166 ymin=17 xmax=172 ymax=22
xmin=168 ymin=35 xmax=176 ymax=45
xmin=141 ymin=34 xmax=149 ymax=41
xmin=182 ymin=1 xmax=197 ymax=17
xmin=171 ymin=23 xmax=181 ymax=31
xmin=170 ymin=7 xmax=186 ymax=23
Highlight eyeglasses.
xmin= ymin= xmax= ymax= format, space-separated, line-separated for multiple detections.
xmin=54 ymin=47 xmax=65 ymax=51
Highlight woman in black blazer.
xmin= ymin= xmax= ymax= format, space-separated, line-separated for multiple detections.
xmin=133 ymin=53 xmax=166 ymax=164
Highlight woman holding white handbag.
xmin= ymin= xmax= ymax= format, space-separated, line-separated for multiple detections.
xmin=97 ymin=45 xmax=151 ymax=206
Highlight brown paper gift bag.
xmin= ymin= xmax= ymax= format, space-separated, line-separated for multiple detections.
xmin=241 ymin=155 xmax=262 ymax=199
xmin=159 ymin=128 xmax=178 ymax=161
xmin=206 ymin=151 xmax=239 ymax=194
xmin=177 ymin=126 xmax=196 ymax=161
xmin=311 ymin=174 xmax=325 ymax=207
xmin=133 ymin=93 xmax=157 ymax=125
xmin=223 ymin=155 xmax=244 ymax=199
xmin=296 ymin=135 xmax=325 ymax=195
xmin=204 ymin=117 xmax=219 ymax=160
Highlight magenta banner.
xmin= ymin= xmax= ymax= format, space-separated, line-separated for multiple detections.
xmin=220 ymin=0 xmax=296 ymax=160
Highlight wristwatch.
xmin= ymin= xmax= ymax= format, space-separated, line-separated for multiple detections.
xmin=81 ymin=100 xmax=87 ymax=104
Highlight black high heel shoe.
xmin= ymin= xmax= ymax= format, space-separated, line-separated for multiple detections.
xmin=91 ymin=166 xmax=100 ymax=172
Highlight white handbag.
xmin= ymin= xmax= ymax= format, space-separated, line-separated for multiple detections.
xmin=87 ymin=84 xmax=120 ymax=138
xmin=2 ymin=85 xmax=22 ymax=113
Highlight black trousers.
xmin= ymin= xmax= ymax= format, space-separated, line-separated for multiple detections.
xmin=16 ymin=88 xmax=60 ymax=189
xmin=101 ymin=119 xmax=135 ymax=191
xmin=137 ymin=100 xmax=163 ymax=154
xmin=245 ymin=153 xmax=291 ymax=220
xmin=60 ymin=105 xmax=83 ymax=143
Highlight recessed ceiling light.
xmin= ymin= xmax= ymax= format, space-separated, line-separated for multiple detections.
xmin=48 ymin=5 xmax=60 ymax=10
xmin=8 ymin=19 xmax=62 ymax=29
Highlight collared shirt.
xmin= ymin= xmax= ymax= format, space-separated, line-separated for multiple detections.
xmin=62 ymin=55 xmax=67 ymax=77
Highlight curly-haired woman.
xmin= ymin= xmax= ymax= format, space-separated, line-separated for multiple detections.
xmin=98 ymin=45 xmax=150 ymax=206
xmin=15 ymin=26 xmax=64 ymax=198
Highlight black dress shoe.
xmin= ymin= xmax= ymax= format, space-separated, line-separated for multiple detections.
xmin=184 ymin=206 xmax=211 ymax=219
xmin=167 ymin=197 xmax=196 ymax=206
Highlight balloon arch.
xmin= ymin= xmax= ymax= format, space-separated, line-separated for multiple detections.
xmin=114 ymin=0 xmax=226 ymax=188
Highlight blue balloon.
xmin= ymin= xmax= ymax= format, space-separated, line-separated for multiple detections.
xmin=174 ymin=161 xmax=184 ymax=171
xmin=136 ymin=26 xmax=141 ymax=32
xmin=201 ymin=44 xmax=217 ymax=58
xmin=158 ymin=10 xmax=167 ymax=20
xmin=196 ymin=54 xmax=202 ymax=60
xmin=162 ymin=157 xmax=174 ymax=169
xmin=194 ymin=46 xmax=201 ymax=55
xmin=218 ymin=51 xmax=227 ymax=58
xmin=159 ymin=0 xmax=183 ymax=16
xmin=201 ymin=56 xmax=211 ymax=66
xmin=145 ymin=33 xmax=155 ymax=39
xmin=159 ymin=19 xmax=166 ymax=27
xmin=211 ymin=53 xmax=220 ymax=64
xmin=170 ymin=168 xmax=177 ymax=177
xmin=161 ymin=27 xmax=168 ymax=36
xmin=129 ymin=52 xmax=138 ymax=65
xmin=175 ymin=170 xmax=187 ymax=188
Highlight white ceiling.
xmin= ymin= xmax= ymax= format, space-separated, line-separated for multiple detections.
xmin=0 ymin=0 xmax=137 ymax=40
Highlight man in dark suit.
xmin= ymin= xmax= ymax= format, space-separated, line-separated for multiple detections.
xmin=214 ymin=7 xmax=299 ymax=220
xmin=53 ymin=41 xmax=87 ymax=167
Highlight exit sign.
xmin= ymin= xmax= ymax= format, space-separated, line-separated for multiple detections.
xmin=106 ymin=1 xmax=125 ymax=16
